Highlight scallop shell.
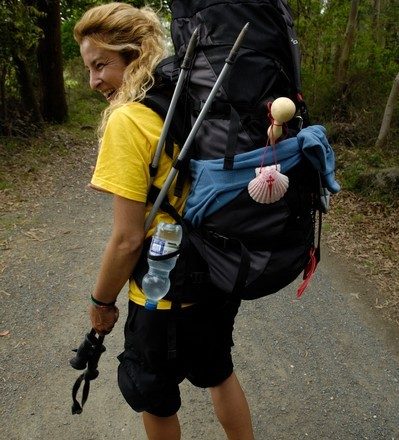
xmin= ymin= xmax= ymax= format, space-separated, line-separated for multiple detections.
xmin=248 ymin=165 xmax=289 ymax=204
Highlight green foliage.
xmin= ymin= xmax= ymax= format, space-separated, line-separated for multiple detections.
xmin=0 ymin=179 xmax=11 ymax=191
xmin=0 ymin=1 xmax=43 ymax=62
xmin=0 ymin=57 xmax=103 ymax=194
xmin=0 ymin=1 xmax=44 ymax=121
xmin=61 ymin=0 xmax=171 ymax=60
xmin=62 ymin=18 xmax=80 ymax=60
xmin=340 ymin=161 xmax=368 ymax=191
xmin=0 ymin=1 xmax=69 ymax=133
xmin=61 ymin=0 xmax=102 ymax=59
xmin=334 ymin=139 xmax=399 ymax=206
xmin=63 ymin=57 xmax=107 ymax=130
xmin=294 ymin=0 xmax=399 ymax=153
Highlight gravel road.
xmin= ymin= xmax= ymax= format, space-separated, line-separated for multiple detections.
xmin=1 ymin=144 xmax=398 ymax=440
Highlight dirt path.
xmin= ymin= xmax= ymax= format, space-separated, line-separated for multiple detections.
xmin=1 ymin=140 xmax=398 ymax=440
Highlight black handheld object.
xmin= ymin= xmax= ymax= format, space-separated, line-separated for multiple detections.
xmin=70 ymin=329 xmax=106 ymax=414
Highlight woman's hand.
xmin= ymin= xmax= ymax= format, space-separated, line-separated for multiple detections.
xmin=89 ymin=304 xmax=119 ymax=335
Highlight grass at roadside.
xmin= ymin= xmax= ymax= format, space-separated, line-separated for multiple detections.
xmin=334 ymin=143 xmax=399 ymax=207
xmin=0 ymin=83 xmax=105 ymax=190
xmin=324 ymin=190 xmax=398 ymax=325
xmin=0 ymin=81 xmax=105 ymax=244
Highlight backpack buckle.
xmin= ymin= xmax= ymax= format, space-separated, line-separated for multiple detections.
xmin=205 ymin=230 xmax=230 ymax=249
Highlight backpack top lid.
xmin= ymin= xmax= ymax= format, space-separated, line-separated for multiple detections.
xmin=169 ymin=0 xmax=297 ymax=89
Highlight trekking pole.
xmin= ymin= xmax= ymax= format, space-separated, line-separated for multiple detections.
xmin=144 ymin=23 xmax=250 ymax=232
xmin=70 ymin=329 xmax=106 ymax=414
xmin=149 ymin=27 xmax=199 ymax=182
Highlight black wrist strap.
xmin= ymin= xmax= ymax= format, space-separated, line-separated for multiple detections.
xmin=71 ymin=330 xmax=105 ymax=415
xmin=91 ymin=295 xmax=116 ymax=307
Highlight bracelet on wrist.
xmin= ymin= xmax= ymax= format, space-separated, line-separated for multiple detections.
xmin=91 ymin=294 xmax=116 ymax=307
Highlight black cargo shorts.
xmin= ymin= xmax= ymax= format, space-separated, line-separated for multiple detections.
xmin=117 ymin=298 xmax=240 ymax=417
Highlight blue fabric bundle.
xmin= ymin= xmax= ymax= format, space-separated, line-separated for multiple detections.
xmin=183 ymin=125 xmax=340 ymax=227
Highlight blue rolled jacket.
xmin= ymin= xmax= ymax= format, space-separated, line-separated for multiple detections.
xmin=183 ymin=125 xmax=340 ymax=227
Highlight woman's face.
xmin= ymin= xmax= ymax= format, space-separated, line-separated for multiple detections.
xmin=80 ymin=38 xmax=128 ymax=102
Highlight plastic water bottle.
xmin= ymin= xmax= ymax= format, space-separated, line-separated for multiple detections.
xmin=142 ymin=222 xmax=182 ymax=310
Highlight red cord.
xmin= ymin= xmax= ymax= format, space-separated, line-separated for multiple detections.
xmin=297 ymin=246 xmax=318 ymax=298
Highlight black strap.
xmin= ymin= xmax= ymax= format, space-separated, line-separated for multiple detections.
xmin=71 ymin=372 xmax=94 ymax=415
xmin=310 ymin=186 xmax=322 ymax=266
xmin=165 ymin=136 xmax=175 ymax=160
xmin=315 ymin=172 xmax=324 ymax=261
xmin=316 ymin=208 xmax=322 ymax=263
xmin=192 ymin=99 xmax=256 ymax=170
xmin=191 ymin=99 xmax=259 ymax=119
xmin=191 ymin=100 xmax=230 ymax=118
xmin=231 ymin=240 xmax=251 ymax=297
xmin=174 ymin=153 xmax=191 ymax=198
xmin=275 ymin=0 xmax=302 ymax=94
xmin=70 ymin=331 xmax=105 ymax=415
xmin=143 ymin=92 xmax=185 ymax=148
xmin=167 ymin=302 xmax=182 ymax=361
xmin=202 ymin=229 xmax=251 ymax=297
xmin=71 ymin=366 xmax=100 ymax=414
xmin=147 ymin=185 xmax=182 ymax=224
xmin=71 ymin=373 xmax=85 ymax=414
xmin=298 ymin=97 xmax=310 ymax=128
xmin=223 ymin=106 xmax=240 ymax=170
xmin=148 ymin=249 xmax=180 ymax=261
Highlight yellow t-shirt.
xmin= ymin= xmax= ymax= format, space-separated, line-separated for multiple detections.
xmin=91 ymin=102 xmax=190 ymax=309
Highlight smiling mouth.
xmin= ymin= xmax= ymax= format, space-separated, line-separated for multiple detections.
xmin=103 ymin=90 xmax=116 ymax=101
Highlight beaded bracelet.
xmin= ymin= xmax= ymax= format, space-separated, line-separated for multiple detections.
xmin=91 ymin=294 xmax=116 ymax=307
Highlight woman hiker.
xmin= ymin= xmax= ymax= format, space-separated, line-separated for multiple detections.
xmin=74 ymin=3 xmax=254 ymax=439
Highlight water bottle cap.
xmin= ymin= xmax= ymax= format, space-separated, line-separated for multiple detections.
xmin=144 ymin=300 xmax=158 ymax=310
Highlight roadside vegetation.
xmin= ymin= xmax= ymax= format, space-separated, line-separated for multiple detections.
xmin=0 ymin=0 xmax=398 ymax=324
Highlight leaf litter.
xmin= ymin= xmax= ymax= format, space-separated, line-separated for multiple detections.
xmin=325 ymin=190 xmax=399 ymax=324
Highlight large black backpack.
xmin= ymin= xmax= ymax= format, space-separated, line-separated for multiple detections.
xmin=154 ymin=0 xmax=309 ymax=158
xmin=134 ymin=0 xmax=326 ymax=303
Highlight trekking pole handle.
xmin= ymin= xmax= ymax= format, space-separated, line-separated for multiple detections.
xmin=150 ymin=27 xmax=199 ymax=172
xmin=226 ymin=23 xmax=249 ymax=64
xmin=181 ymin=26 xmax=199 ymax=70
xmin=144 ymin=24 xmax=249 ymax=232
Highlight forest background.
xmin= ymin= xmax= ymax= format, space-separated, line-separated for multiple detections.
xmin=0 ymin=0 xmax=398 ymax=323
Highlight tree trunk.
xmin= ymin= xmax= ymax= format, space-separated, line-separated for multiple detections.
xmin=372 ymin=0 xmax=382 ymax=41
xmin=375 ymin=72 xmax=399 ymax=148
xmin=0 ymin=64 xmax=7 ymax=123
xmin=335 ymin=0 xmax=359 ymax=85
xmin=36 ymin=0 xmax=68 ymax=123
xmin=13 ymin=54 xmax=43 ymax=124
xmin=369 ymin=0 xmax=381 ymax=64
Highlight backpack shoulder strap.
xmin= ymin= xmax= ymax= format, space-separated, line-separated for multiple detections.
xmin=143 ymin=92 xmax=176 ymax=159
xmin=143 ymin=95 xmax=186 ymax=150
xmin=144 ymin=56 xmax=186 ymax=148
xmin=143 ymin=56 xmax=192 ymax=197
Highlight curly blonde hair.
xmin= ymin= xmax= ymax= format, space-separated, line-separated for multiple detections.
xmin=74 ymin=2 xmax=166 ymax=134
